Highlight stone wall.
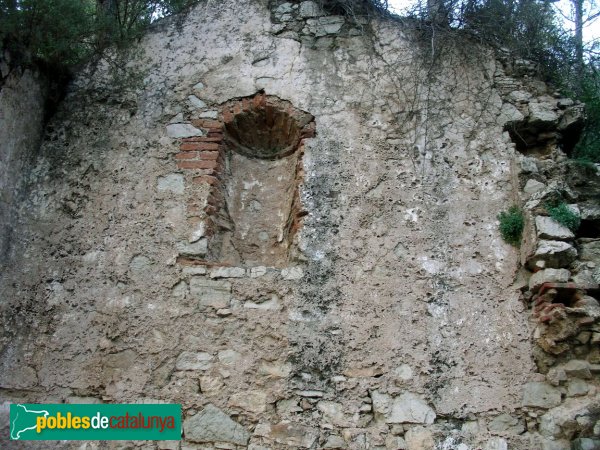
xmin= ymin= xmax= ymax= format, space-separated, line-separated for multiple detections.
xmin=0 ymin=0 xmax=599 ymax=449
xmin=0 ymin=50 xmax=48 ymax=272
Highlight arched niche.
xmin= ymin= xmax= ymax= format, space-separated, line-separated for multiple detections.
xmin=209 ymin=94 xmax=315 ymax=268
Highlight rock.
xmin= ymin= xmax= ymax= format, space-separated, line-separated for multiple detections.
xmin=243 ymin=294 xmax=281 ymax=311
xmin=210 ymin=267 xmax=246 ymax=278
xmin=171 ymin=280 xmax=187 ymax=298
xmin=259 ymin=361 xmax=292 ymax=378
xmin=166 ymin=123 xmax=203 ymax=138
xmin=188 ymin=95 xmax=207 ymax=109
xmin=404 ymin=426 xmax=434 ymax=450
xmin=529 ymin=102 xmax=559 ymax=124
xmin=527 ymin=240 xmax=577 ymax=270
xmin=189 ymin=222 xmax=207 ymax=243
xmin=484 ymin=437 xmax=508 ymax=450
xmin=277 ymin=398 xmax=302 ymax=415
xmin=254 ymin=422 xmax=319 ymax=448
xmin=392 ymin=364 xmax=413 ymax=383
xmin=562 ymin=359 xmax=592 ymax=379
xmin=281 ymin=266 xmax=304 ymax=280
xmin=372 ymin=391 xmax=435 ymax=425
xmin=199 ymin=375 xmax=224 ymax=396
xmin=324 ymin=434 xmax=348 ymax=449
xmin=305 ymin=16 xmax=345 ymax=37
xmin=579 ymin=239 xmax=600 ymax=263
xmin=175 ymin=351 xmax=213 ymax=370
xmin=299 ymin=1 xmax=323 ymax=18
xmin=535 ymin=216 xmax=575 ymax=241
xmin=529 ymin=268 xmax=570 ymax=292
xmin=182 ymin=266 xmax=207 ymax=275
xmin=524 ymin=179 xmax=546 ymax=195
xmin=295 ymin=390 xmax=324 ymax=398
xmin=177 ymin=239 xmax=208 ymax=257
xmin=130 ymin=255 xmax=152 ymax=273
xmin=317 ymin=401 xmax=348 ymax=427
xmin=573 ymin=269 xmax=598 ymax=285
xmin=199 ymin=110 xmax=218 ymax=119
xmin=572 ymin=438 xmax=600 ymax=450
xmin=558 ymin=104 xmax=584 ymax=131
xmin=218 ymin=349 xmax=241 ymax=366
xmin=546 ymin=367 xmax=567 ymax=386
xmin=157 ymin=174 xmax=184 ymax=194
xmin=229 ymin=390 xmax=267 ymax=414
xmin=498 ymin=102 xmax=524 ymax=124
xmin=520 ymin=157 xmax=539 ymax=174
xmin=579 ymin=203 xmax=600 ymax=221
xmin=488 ymin=413 xmax=525 ymax=434
xmin=169 ymin=112 xmax=183 ymax=123
xmin=190 ymin=278 xmax=231 ymax=309
xmin=385 ymin=435 xmax=407 ymax=449
xmin=522 ymin=382 xmax=562 ymax=408
xmin=183 ymin=404 xmax=250 ymax=445
xmin=250 ymin=266 xmax=267 ymax=277
xmin=508 ymin=90 xmax=532 ymax=103
xmin=567 ymin=379 xmax=589 ymax=397
xmin=558 ymin=98 xmax=574 ymax=108
xmin=274 ymin=2 xmax=295 ymax=21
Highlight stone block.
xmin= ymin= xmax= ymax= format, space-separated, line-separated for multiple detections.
xmin=210 ymin=266 xmax=246 ymax=278
xmin=535 ymin=216 xmax=575 ymax=241
xmin=522 ymin=382 xmax=562 ymax=408
xmin=190 ymin=277 xmax=231 ymax=309
xmin=175 ymin=351 xmax=213 ymax=371
xmin=166 ymin=123 xmax=203 ymax=138
xmin=527 ymin=240 xmax=577 ymax=269
xmin=529 ymin=268 xmax=570 ymax=292
xmin=183 ymin=404 xmax=250 ymax=445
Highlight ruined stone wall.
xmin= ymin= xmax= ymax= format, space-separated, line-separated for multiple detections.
xmin=1 ymin=1 xmax=599 ymax=449
xmin=0 ymin=50 xmax=48 ymax=272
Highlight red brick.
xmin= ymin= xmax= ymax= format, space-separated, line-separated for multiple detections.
xmin=177 ymin=160 xmax=218 ymax=170
xmin=199 ymin=151 xmax=219 ymax=160
xmin=223 ymin=109 xmax=233 ymax=123
xmin=175 ymin=151 xmax=199 ymax=159
xmin=182 ymin=136 xmax=223 ymax=143
xmin=180 ymin=142 xmax=220 ymax=151
xmin=180 ymin=142 xmax=202 ymax=151
xmin=192 ymin=119 xmax=222 ymax=129
xmin=192 ymin=175 xmax=220 ymax=185
xmin=199 ymin=142 xmax=220 ymax=150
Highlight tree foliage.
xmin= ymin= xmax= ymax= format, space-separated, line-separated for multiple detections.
xmin=0 ymin=0 xmax=96 ymax=66
xmin=0 ymin=0 xmax=199 ymax=68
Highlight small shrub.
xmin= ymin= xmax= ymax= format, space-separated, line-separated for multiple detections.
xmin=547 ymin=202 xmax=580 ymax=232
xmin=498 ymin=205 xmax=524 ymax=246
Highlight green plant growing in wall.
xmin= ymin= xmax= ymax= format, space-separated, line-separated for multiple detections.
xmin=498 ymin=206 xmax=524 ymax=246
xmin=546 ymin=201 xmax=580 ymax=232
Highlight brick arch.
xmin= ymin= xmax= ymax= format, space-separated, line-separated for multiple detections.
xmin=175 ymin=92 xmax=315 ymax=268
